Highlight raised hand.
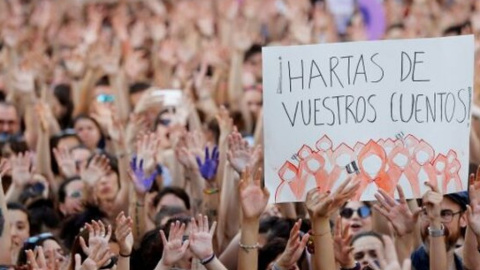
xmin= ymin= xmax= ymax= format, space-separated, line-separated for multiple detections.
xmin=239 ymin=166 xmax=270 ymax=220
xmin=128 ymin=156 xmax=158 ymax=195
xmin=275 ymin=219 xmax=310 ymax=269
xmin=227 ymin=129 xmax=262 ymax=174
xmin=374 ymin=185 xmax=422 ymax=236
xmin=196 ymin=146 xmax=219 ymax=181
xmin=0 ymin=158 xmax=10 ymax=177
xmin=306 ymin=177 xmax=359 ymax=219
xmin=189 ymin=214 xmax=217 ymax=260
xmin=77 ymin=221 xmax=112 ymax=269
xmin=136 ymin=133 xmax=160 ymax=175
xmin=12 ymin=69 xmax=35 ymax=94
xmin=467 ymin=172 xmax=480 ymax=236
xmin=26 ymin=247 xmax=49 ymax=270
xmin=422 ymin=181 xmax=443 ymax=223
xmin=115 ymin=212 xmax=134 ymax=257
xmin=333 ymin=216 xmax=355 ymax=268
xmin=81 ymin=155 xmax=110 ymax=186
xmin=11 ymin=152 xmax=33 ymax=187
xmin=159 ymin=221 xmax=190 ymax=267
xmin=53 ymin=147 xmax=77 ymax=178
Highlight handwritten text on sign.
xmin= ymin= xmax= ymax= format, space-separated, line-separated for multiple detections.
xmin=262 ymin=36 xmax=474 ymax=203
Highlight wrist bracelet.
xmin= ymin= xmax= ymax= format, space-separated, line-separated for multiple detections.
xmin=200 ymin=253 xmax=215 ymax=265
xmin=428 ymin=224 xmax=445 ymax=237
xmin=239 ymin=242 xmax=260 ymax=253
xmin=203 ymin=187 xmax=220 ymax=195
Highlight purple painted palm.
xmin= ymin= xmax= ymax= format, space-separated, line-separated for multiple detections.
xmin=196 ymin=146 xmax=219 ymax=181
xmin=130 ymin=156 xmax=158 ymax=193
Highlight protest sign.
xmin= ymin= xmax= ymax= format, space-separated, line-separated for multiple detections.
xmin=262 ymin=36 xmax=474 ymax=203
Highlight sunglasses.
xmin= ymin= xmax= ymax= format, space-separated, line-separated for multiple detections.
xmin=340 ymin=206 xmax=371 ymax=219
xmin=25 ymin=232 xmax=53 ymax=245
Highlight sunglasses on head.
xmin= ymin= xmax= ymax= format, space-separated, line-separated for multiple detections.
xmin=25 ymin=232 xmax=53 ymax=245
xmin=340 ymin=206 xmax=371 ymax=219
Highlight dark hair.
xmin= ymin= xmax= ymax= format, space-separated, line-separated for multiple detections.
xmin=244 ymin=44 xmax=262 ymax=62
xmin=443 ymin=21 xmax=471 ymax=36
xmin=154 ymin=206 xmax=190 ymax=227
xmin=53 ymin=84 xmax=74 ymax=129
xmin=58 ymin=176 xmax=82 ymax=203
xmin=154 ymin=187 xmax=191 ymax=210
xmin=131 ymin=229 xmax=163 ymax=269
xmin=129 ymin=82 xmax=151 ymax=95
xmin=351 ymin=231 xmax=384 ymax=246
xmin=258 ymin=237 xmax=287 ymax=270
xmin=72 ymin=115 xmax=106 ymax=150
xmin=95 ymin=76 xmax=110 ymax=87
xmin=60 ymin=205 xmax=107 ymax=250
xmin=27 ymin=199 xmax=61 ymax=236
xmin=49 ymin=130 xmax=81 ymax=175
xmin=259 ymin=217 xmax=310 ymax=243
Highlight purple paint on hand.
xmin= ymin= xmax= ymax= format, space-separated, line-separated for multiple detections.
xmin=196 ymin=146 xmax=219 ymax=181
xmin=130 ymin=156 xmax=158 ymax=192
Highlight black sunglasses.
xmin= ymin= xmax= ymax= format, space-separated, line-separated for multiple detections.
xmin=340 ymin=206 xmax=371 ymax=219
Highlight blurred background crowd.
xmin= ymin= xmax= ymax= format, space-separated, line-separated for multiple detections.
xmin=0 ymin=0 xmax=480 ymax=269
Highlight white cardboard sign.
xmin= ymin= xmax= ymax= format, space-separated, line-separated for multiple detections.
xmin=262 ymin=36 xmax=474 ymax=203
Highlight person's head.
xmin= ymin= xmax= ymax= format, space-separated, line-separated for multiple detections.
xmin=154 ymin=187 xmax=191 ymax=213
xmin=258 ymin=238 xmax=290 ymax=270
xmin=51 ymin=129 xmax=81 ymax=150
xmin=419 ymin=192 xmax=468 ymax=251
xmin=7 ymin=203 xmax=31 ymax=252
xmin=129 ymin=82 xmax=151 ymax=108
xmin=87 ymin=152 xmax=119 ymax=208
xmin=0 ymin=102 xmax=21 ymax=135
xmin=243 ymin=86 xmax=263 ymax=118
xmin=26 ymin=199 xmax=61 ymax=236
xmin=385 ymin=23 xmax=405 ymax=40
xmin=73 ymin=115 xmax=104 ymax=150
xmin=58 ymin=177 xmax=85 ymax=216
xmin=340 ymin=201 xmax=373 ymax=236
xmin=17 ymin=233 xmax=66 ymax=266
xmin=132 ymin=228 xmax=163 ymax=269
xmin=351 ymin=231 xmax=385 ymax=269
xmin=52 ymin=84 xmax=74 ymax=129
xmin=244 ymin=44 xmax=262 ymax=81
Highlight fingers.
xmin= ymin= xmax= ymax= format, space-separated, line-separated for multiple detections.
xmin=402 ymin=259 xmax=412 ymax=270
xmin=37 ymin=246 xmax=47 ymax=268
xmin=26 ymin=249 xmax=38 ymax=269
xmin=424 ymin=181 xmax=440 ymax=194
xmin=74 ymin=254 xmax=82 ymax=270
xmin=160 ymin=229 xmax=168 ymax=245
xmin=209 ymin=221 xmax=217 ymax=235
xmin=79 ymin=236 xmax=89 ymax=255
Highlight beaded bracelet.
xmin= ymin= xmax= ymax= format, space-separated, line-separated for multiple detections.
xmin=203 ymin=187 xmax=220 ymax=195
xmin=239 ymin=242 xmax=260 ymax=253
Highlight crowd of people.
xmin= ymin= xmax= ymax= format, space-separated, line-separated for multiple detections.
xmin=0 ymin=0 xmax=480 ymax=269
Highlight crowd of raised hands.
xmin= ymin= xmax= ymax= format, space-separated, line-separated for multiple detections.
xmin=2 ymin=0 xmax=480 ymax=269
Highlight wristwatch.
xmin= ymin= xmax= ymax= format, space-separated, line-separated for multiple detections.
xmin=428 ymin=224 xmax=445 ymax=237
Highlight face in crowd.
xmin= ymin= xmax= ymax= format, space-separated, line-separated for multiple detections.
xmin=340 ymin=201 xmax=373 ymax=236
xmin=419 ymin=196 xmax=466 ymax=251
xmin=351 ymin=233 xmax=384 ymax=270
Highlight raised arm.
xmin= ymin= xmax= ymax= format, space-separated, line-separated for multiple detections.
xmin=238 ymin=167 xmax=270 ymax=270
xmin=423 ymin=182 xmax=447 ymax=270
xmin=374 ymin=185 xmax=422 ymax=263
xmin=306 ymin=177 xmax=359 ymax=270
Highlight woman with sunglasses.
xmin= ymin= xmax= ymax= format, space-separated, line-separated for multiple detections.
xmin=16 ymin=232 xmax=66 ymax=268
xmin=339 ymin=201 xmax=373 ymax=236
